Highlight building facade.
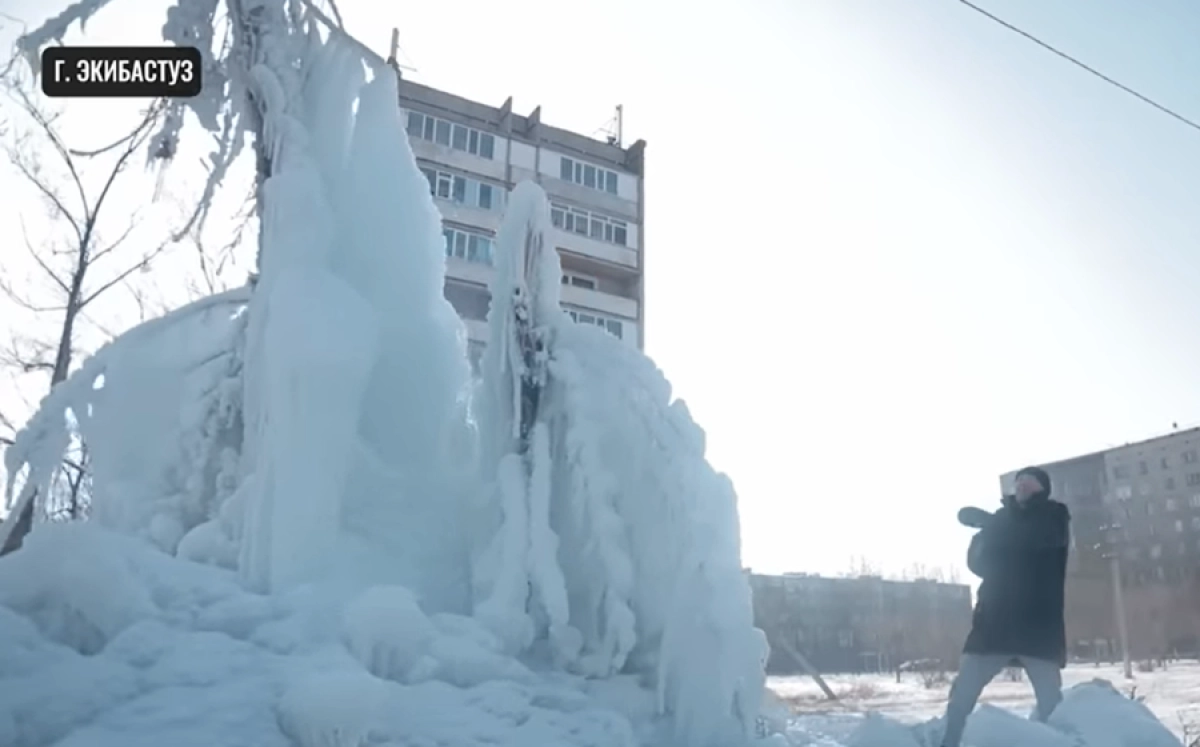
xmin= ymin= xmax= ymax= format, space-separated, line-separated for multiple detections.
xmin=749 ymin=572 xmax=973 ymax=674
xmin=1002 ymin=427 xmax=1200 ymax=661
xmin=394 ymin=75 xmax=646 ymax=374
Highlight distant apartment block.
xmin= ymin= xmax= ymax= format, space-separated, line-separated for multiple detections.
xmin=748 ymin=572 xmax=972 ymax=674
xmin=394 ymin=74 xmax=646 ymax=374
xmin=1001 ymin=426 xmax=1200 ymax=661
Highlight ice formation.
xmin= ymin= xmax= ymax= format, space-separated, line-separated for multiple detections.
xmin=1 ymin=16 xmax=766 ymax=747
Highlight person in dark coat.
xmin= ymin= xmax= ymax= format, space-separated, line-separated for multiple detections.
xmin=938 ymin=466 xmax=1070 ymax=747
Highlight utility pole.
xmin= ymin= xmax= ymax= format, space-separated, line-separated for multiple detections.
xmin=1098 ymin=522 xmax=1133 ymax=679
xmin=1111 ymin=553 xmax=1133 ymax=679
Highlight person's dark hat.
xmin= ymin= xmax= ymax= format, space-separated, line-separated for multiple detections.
xmin=1015 ymin=466 xmax=1052 ymax=497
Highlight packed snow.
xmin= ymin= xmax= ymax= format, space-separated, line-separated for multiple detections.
xmin=0 ymin=6 xmax=1189 ymax=747
xmin=767 ymin=664 xmax=1194 ymax=745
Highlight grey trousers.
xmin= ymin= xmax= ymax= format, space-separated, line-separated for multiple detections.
xmin=940 ymin=653 xmax=1063 ymax=747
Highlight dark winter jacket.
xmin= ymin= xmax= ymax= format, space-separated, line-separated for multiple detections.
xmin=963 ymin=490 xmax=1070 ymax=667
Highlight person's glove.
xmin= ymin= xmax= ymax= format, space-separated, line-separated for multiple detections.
xmin=957 ymin=506 xmax=994 ymax=529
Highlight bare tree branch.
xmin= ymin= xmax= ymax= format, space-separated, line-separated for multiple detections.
xmin=83 ymin=101 xmax=165 ymax=261
xmin=0 ymin=274 xmax=67 ymax=312
xmin=325 ymin=0 xmax=346 ymax=29
xmin=9 ymin=86 xmax=90 ymax=230
xmin=79 ymin=242 xmax=168 ymax=310
xmin=5 ymin=154 xmax=83 ymax=245
xmin=0 ymin=336 xmax=64 ymax=375
xmin=19 ymin=217 xmax=70 ymax=294
xmin=87 ymin=217 xmax=140 ymax=266
xmin=0 ymin=407 xmax=16 ymax=436
xmin=67 ymin=104 xmax=165 ymax=158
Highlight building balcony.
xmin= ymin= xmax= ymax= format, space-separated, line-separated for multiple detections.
xmin=552 ymin=228 xmax=638 ymax=272
xmin=445 ymin=256 xmax=493 ymax=286
xmin=409 ymin=138 xmax=506 ymax=182
xmin=560 ymin=283 xmax=638 ymax=320
xmin=534 ymin=173 xmax=639 ymax=222
xmin=436 ymin=200 xmax=503 ymax=233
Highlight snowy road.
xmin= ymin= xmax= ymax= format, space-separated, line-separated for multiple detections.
xmin=770 ymin=661 xmax=1200 ymax=741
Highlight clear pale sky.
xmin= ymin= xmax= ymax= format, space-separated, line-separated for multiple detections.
xmin=1 ymin=0 xmax=1198 ymax=582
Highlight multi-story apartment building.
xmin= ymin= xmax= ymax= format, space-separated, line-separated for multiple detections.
xmin=749 ymin=572 xmax=973 ymax=674
xmin=1002 ymin=426 xmax=1200 ymax=661
xmin=392 ymin=69 xmax=646 ymax=375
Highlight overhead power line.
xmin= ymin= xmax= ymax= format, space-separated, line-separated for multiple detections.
xmin=956 ymin=0 xmax=1200 ymax=134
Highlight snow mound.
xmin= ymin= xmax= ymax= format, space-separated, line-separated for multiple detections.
xmin=0 ymin=525 xmax=657 ymax=747
xmin=1048 ymin=679 xmax=1182 ymax=747
xmin=788 ymin=680 xmax=1183 ymax=747
xmin=341 ymin=585 xmax=436 ymax=682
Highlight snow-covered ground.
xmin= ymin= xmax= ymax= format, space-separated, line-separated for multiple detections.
xmin=768 ymin=662 xmax=1200 ymax=744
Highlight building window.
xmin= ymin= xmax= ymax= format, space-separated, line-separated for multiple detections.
xmin=1166 ymin=477 xmax=1177 ymax=491
xmin=1162 ymin=456 xmax=1171 ymax=468
xmin=1188 ymin=473 xmax=1200 ymax=487
xmin=1176 ymin=519 xmax=1186 ymax=533
xmin=420 ymin=166 xmax=502 ymax=211
xmin=1192 ymin=516 xmax=1200 ymax=530
xmin=559 ymin=156 xmax=619 ymax=195
xmin=561 ymin=272 xmax=597 ymax=290
xmin=1186 ymin=450 xmax=1198 ymax=464
xmin=1151 ymin=544 xmax=1163 ymax=559
xmin=1166 ymin=498 xmax=1178 ymax=511
xmin=1139 ymin=460 xmax=1149 ymax=475
xmin=1115 ymin=485 xmax=1133 ymax=500
xmin=1113 ymin=465 xmax=1130 ymax=479
xmin=1191 ymin=494 xmax=1200 ymax=508
xmin=549 ymin=202 xmax=629 ymax=246
xmin=564 ymin=307 xmax=625 ymax=340
xmin=407 ymin=111 xmax=496 ymax=159
xmin=1138 ymin=482 xmax=1152 ymax=496
xmin=443 ymin=226 xmax=494 ymax=265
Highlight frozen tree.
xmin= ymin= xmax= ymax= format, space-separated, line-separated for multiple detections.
xmin=0 ymin=61 xmax=174 ymax=548
xmin=0 ymin=285 xmax=251 ymax=558
xmin=473 ymin=182 xmax=767 ymax=744
xmin=2 ymin=0 xmax=328 ymax=556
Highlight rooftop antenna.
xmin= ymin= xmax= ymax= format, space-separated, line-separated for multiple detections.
xmin=385 ymin=27 xmax=418 ymax=74
xmin=600 ymin=104 xmax=628 ymax=147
